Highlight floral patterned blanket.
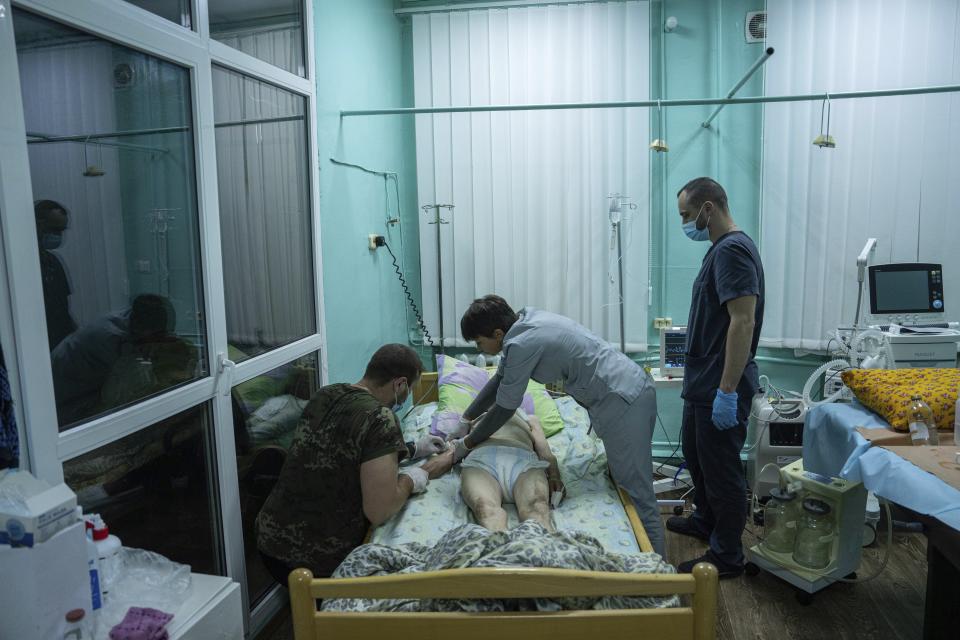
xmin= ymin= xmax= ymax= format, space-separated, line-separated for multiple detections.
xmin=322 ymin=520 xmax=678 ymax=612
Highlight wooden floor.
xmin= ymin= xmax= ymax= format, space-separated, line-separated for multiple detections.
xmin=255 ymin=510 xmax=929 ymax=640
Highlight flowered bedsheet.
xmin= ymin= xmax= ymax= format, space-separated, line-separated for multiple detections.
xmin=371 ymin=398 xmax=643 ymax=554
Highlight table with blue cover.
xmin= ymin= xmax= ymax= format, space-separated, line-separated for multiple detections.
xmin=803 ymin=400 xmax=960 ymax=638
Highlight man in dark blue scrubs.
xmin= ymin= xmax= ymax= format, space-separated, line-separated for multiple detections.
xmin=668 ymin=177 xmax=765 ymax=578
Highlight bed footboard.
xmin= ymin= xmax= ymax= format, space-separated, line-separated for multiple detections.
xmin=289 ymin=564 xmax=718 ymax=640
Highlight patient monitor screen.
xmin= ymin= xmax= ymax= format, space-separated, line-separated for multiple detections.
xmin=869 ymin=263 xmax=944 ymax=314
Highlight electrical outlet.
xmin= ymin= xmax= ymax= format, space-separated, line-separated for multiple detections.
xmin=653 ymin=317 xmax=673 ymax=329
xmin=368 ymin=234 xmax=379 ymax=250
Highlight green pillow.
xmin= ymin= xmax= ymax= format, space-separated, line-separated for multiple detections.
xmin=434 ymin=355 xmax=563 ymax=437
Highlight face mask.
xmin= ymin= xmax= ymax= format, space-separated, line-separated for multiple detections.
xmin=41 ymin=233 xmax=63 ymax=250
xmin=682 ymin=204 xmax=711 ymax=242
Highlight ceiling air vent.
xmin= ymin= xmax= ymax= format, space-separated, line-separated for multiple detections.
xmin=745 ymin=11 xmax=766 ymax=43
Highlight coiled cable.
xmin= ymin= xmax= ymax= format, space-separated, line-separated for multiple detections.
xmin=382 ymin=240 xmax=435 ymax=347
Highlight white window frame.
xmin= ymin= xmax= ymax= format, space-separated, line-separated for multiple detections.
xmin=0 ymin=0 xmax=327 ymax=632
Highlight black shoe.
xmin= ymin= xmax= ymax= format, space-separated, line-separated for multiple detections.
xmin=666 ymin=515 xmax=710 ymax=543
xmin=677 ymin=551 xmax=744 ymax=579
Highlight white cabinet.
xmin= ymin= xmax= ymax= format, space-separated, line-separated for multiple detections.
xmin=168 ymin=574 xmax=243 ymax=640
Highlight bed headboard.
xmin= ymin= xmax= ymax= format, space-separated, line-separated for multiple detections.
xmin=412 ymin=371 xmax=439 ymax=406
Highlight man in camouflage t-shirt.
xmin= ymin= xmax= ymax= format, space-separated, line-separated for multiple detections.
xmin=256 ymin=344 xmax=454 ymax=582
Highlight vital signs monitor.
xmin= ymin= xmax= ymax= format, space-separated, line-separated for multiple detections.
xmin=868 ymin=263 xmax=945 ymax=325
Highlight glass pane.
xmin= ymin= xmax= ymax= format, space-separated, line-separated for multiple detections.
xmin=123 ymin=0 xmax=193 ymax=29
xmin=209 ymin=0 xmax=305 ymax=76
xmin=64 ymin=403 xmax=221 ymax=575
xmin=233 ymin=353 xmax=319 ymax=604
xmin=213 ymin=66 xmax=315 ymax=362
xmin=14 ymin=10 xmax=208 ymax=431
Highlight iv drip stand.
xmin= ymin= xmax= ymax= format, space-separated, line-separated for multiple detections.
xmin=609 ymin=195 xmax=636 ymax=353
xmin=423 ymin=204 xmax=454 ymax=352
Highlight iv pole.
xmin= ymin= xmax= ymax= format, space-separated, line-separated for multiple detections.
xmin=422 ymin=204 xmax=454 ymax=352
xmin=609 ymin=195 xmax=636 ymax=353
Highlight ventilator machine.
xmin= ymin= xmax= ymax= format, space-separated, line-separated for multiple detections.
xmin=803 ymin=239 xmax=959 ymax=409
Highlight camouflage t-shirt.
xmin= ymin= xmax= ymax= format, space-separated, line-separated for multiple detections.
xmin=255 ymin=383 xmax=406 ymax=576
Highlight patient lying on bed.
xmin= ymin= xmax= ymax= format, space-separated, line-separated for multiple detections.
xmin=460 ymin=411 xmax=564 ymax=533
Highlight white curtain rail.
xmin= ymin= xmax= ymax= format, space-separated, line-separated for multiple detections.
xmin=341 ymin=83 xmax=960 ymax=117
xmin=396 ymin=0 xmax=615 ymax=16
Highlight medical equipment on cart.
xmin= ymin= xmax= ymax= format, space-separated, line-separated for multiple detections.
xmin=747 ymin=395 xmax=806 ymax=500
xmin=745 ymin=459 xmax=867 ymax=604
xmin=867 ymin=262 xmax=960 ymax=368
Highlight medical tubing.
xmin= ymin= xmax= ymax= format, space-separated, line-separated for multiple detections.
xmin=849 ymin=328 xmax=886 ymax=367
xmin=802 ymin=359 xmax=852 ymax=408
xmin=382 ymin=241 xmax=435 ymax=347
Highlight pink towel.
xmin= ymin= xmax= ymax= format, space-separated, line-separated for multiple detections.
xmin=109 ymin=607 xmax=174 ymax=640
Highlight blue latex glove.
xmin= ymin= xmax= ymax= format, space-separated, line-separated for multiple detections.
xmin=712 ymin=389 xmax=740 ymax=430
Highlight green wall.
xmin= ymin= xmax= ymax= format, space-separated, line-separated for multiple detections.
xmin=314 ymin=0 xmax=826 ymax=448
xmin=314 ymin=0 xmax=424 ymax=383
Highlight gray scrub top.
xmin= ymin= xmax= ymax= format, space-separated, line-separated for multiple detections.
xmin=495 ymin=307 xmax=650 ymax=423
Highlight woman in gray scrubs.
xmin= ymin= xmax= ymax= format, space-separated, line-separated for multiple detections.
xmin=452 ymin=295 xmax=665 ymax=558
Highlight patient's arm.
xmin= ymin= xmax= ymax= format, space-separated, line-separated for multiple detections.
xmin=526 ymin=416 xmax=564 ymax=501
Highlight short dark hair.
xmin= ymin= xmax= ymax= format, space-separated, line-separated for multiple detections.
xmin=364 ymin=344 xmax=423 ymax=385
xmin=130 ymin=294 xmax=176 ymax=339
xmin=677 ymin=177 xmax=728 ymax=212
xmin=34 ymin=199 xmax=69 ymax=220
xmin=460 ymin=294 xmax=518 ymax=341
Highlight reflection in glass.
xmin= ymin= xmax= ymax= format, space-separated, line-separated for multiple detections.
xmin=64 ymin=403 xmax=221 ymax=576
xmin=213 ymin=66 xmax=315 ymax=362
xmin=123 ymin=0 xmax=192 ymax=29
xmin=14 ymin=9 xmax=207 ymax=431
xmin=232 ymin=352 xmax=318 ymax=604
xmin=209 ymin=0 xmax=305 ymax=76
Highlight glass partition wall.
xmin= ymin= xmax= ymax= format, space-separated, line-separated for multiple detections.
xmin=0 ymin=1 xmax=324 ymax=634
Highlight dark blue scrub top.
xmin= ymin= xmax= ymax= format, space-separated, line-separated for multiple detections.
xmin=682 ymin=231 xmax=765 ymax=405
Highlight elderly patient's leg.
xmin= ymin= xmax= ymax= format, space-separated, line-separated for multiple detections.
xmin=461 ymin=467 xmax=508 ymax=531
xmin=514 ymin=468 xmax=553 ymax=532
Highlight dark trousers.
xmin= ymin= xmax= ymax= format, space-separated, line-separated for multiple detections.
xmin=681 ymin=399 xmax=749 ymax=568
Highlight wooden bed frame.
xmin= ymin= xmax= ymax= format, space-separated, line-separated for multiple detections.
xmin=288 ymin=371 xmax=719 ymax=640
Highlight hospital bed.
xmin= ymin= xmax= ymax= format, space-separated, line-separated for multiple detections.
xmin=288 ymin=371 xmax=718 ymax=640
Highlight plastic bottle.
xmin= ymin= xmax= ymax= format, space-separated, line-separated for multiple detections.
xmin=86 ymin=529 xmax=103 ymax=611
xmin=907 ymin=395 xmax=939 ymax=446
xmin=82 ymin=517 xmax=103 ymax=612
xmin=475 ymin=353 xmax=487 ymax=368
xmin=90 ymin=516 xmax=122 ymax=600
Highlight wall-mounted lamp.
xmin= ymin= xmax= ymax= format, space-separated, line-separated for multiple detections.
xmin=82 ymin=136 xmax=105 ymax=177
xmin=649 ymin=100 xmax=669 ymax=152
xmin=813 ymin=95 xmax=836 ymax=149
